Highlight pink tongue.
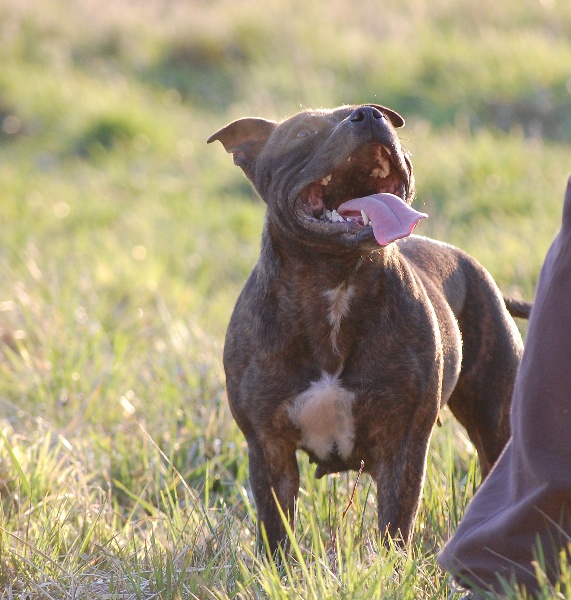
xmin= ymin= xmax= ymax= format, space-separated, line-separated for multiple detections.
xmin=338 ymin=193 xmax=428 ymax=246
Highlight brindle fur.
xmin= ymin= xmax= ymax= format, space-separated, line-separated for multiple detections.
xmin=208 ymin=105 xmax=529 ymax=554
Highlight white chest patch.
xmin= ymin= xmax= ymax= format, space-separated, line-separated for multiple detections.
xmin=287 ymin=372 xmax=355 ymax=461
xmin=322 ymin=284 xmax=354 ymax=354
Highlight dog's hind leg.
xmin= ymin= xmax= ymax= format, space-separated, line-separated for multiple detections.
xmin=445 ymin=258 xmax=524 ymax=477
xmin=447 ymin=379 xmax=512 ymax=478
xmin=247 ymin=436 xmax=300 ymax=556
xmin=446 ymin=312 xmax=520 ymax=477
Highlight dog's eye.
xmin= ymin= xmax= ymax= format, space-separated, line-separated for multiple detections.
xmin=295 ymin=128 xmax=314 ymax=139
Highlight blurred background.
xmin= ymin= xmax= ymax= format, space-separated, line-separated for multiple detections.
xmin=1 ymin=0 xmax=570 ymax=595
xmin=1 ymin=0 xmax=570 ymax=337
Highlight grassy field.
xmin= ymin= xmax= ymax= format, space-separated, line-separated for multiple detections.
xmin=1 ymin=0 xmax=570 ymax=597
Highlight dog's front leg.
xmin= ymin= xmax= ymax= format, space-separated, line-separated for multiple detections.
xmin=247 ymin=436 xmax=300 ymax=556
xmin=375 ymin=431 xmax=433 ymax=548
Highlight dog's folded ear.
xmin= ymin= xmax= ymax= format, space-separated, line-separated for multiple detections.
xmin=207 ymin=117 xmax=277 ymax=181
xmin=368 ymin=105 xmax=405 ymax=129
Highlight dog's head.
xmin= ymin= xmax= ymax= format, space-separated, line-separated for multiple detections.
xmin=208 ymin=104 xmax=422 ymax=252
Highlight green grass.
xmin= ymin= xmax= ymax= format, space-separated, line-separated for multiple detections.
xmin=1 ymin=0 xmax=570 ymax=597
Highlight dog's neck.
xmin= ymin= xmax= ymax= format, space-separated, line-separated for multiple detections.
xmin=261 ymin=224 xmax=398 ymax=372
xmin=264 ymin=219 xmax=393 ymax=276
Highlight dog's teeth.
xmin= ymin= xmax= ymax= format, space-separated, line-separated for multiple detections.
xmin=332 ymin=209 xmax=345 ymax=222
xmin=320 ymin=174 xmax=332 ymax=186
xmin=384 ymin=146 xmax=392 ymax=156
xmin=372 ymin=148 xmax=391 ymax=178
xmin=361 ymin=210 xmax=370 ymax=226
xmin=372 ymin=157 xmax=390 ymax=178
xmin=321 ymin=208 xmax=347 ymax=224
xmin=347 ymin=157 xmax=351 ymax=162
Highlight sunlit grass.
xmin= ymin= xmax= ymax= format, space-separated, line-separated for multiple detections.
xmin=1 ymin=0 xmax=570 ymax=596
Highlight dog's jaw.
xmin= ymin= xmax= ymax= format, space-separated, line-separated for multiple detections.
xmin=296 ymin=143 xmax=407 ymax=218
xmin=280 ymin=108 xmax=416 ymax=251
xmin=291 ymin=143 xmax=415 ymax=248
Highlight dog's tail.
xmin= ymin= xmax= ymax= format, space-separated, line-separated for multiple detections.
xmin=504 ymin=296 xmax=532 ymax=319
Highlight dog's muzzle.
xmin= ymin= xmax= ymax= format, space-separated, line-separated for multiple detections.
xmin=294 ymin=108 xmax=424 ymax=246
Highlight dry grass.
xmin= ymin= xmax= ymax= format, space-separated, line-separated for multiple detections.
xmin=1 ymin=0 xmax=570 ymax=597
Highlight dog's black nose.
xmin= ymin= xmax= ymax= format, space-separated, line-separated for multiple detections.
xmin=349 ymin=106 xmax=385 ymax=123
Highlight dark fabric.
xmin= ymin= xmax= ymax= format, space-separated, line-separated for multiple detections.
xmin=438 ymin=176 xmax=571 ymax=595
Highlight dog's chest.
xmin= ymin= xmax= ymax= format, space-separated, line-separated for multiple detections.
xmin=287 ymin=372 xmax=356 ymax=461
xmin=285 ymin=284 xmax=359 ymax=460
xmin=322 ymin=283 xmax=355 ymax=355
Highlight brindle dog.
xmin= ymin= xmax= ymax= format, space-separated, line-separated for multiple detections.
xmin=208 ymin=104 xmax=530 ymax=554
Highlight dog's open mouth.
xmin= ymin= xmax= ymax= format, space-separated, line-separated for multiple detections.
xmin=297 ymin=143 xmax=426 ymax=245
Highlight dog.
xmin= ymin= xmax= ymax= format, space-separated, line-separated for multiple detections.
xmin=208 ymin=104 xmax=530 ymax=554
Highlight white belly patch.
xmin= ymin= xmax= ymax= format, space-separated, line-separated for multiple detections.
xmin=287 ymin=372 xmax=355 ymax=461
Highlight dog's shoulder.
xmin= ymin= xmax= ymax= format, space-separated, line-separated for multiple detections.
xmin=397 ymin=234 xmax=461 ymax=259
xmin=396 ymin=234 xmax=490 ymax=273
xmin=395 ymin=234 xmax=511 ymax=317
xmin=394 ymin=235 xmax=474 ymax=314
